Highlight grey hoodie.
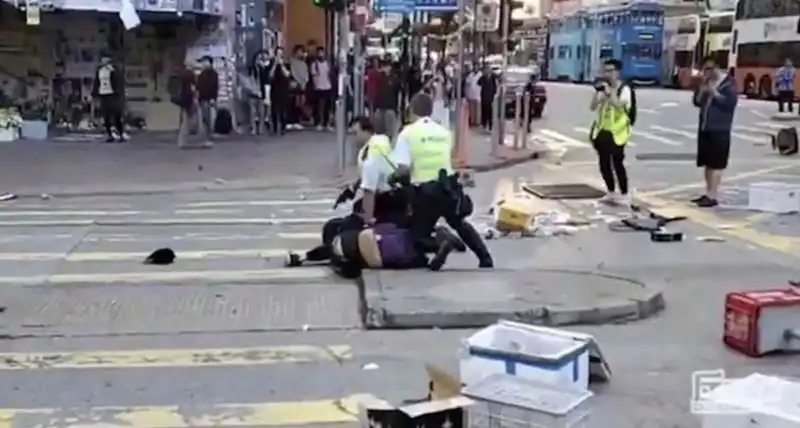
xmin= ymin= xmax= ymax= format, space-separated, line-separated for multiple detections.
xmin=289 ymin=58 xmax=309 ymax=89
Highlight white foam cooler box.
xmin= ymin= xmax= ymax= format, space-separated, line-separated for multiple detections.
xmin=463 ymin=373 xmax=593 ymax=428
xmin=699 ymin=373 xmax=800 ymax=428
xmin=459 ymin=320 xmax=611 ymax=392
xmin=748 ymin=182 xmax=800 ymax=214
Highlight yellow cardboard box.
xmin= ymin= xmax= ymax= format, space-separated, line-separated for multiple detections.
xmin=495 ymin=197 xmax=536 ymax=231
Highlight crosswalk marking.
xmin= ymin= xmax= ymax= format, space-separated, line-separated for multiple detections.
xmin=0 ymin=217 xmax=331 ymax=227
xmin=0 ymin=249 xmax=292 ymax=262
xmin=633 ymin=129 xmax=682 ymax=146
xmin=730 ymin=131 xmax=765 ymax=143
xmin=0 ymin=267 xmax=330 ymax=286
xmin=0 ymin=396 xmax=363 ymax=428
xmin=184 ymin=199 xmax=335 ymax=208
xmin=0 ymin=345 xmax=353 ymax=370
xmin=649 ymin=125 xmax=695 ymax=139
xmin=538 ymin=128 xmax=590 ymax=148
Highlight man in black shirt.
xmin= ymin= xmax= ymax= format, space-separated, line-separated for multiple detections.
xmin=371 ymin=59 xmax=401 ymax=139
xmin=477 ymin=67 xmax=498 ymax=131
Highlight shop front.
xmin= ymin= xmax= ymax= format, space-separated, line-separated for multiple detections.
xmin=0 ymin=0 xmax=229 ymax=142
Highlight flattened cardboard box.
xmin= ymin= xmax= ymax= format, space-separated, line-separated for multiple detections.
xmin=358 ymin=364 xmax=473 ymax=428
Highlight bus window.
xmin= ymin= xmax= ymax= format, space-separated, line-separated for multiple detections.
xmin=735 ymin=0 xmax=746 ymax=19
xmin=549 ymin=46 xmax=554 ymax=59
xmin=731 ymin=29 xmax=738 ymax=55
xmin=600 ymin=47 xmax=613 ymax=59
xmin=558 ymin=46 xmax=567 ymax=59
xmin=577 ymin=45 xmax=582 ymax=59
xmin=652 ymin=44 xmax=662 ymax=60
xmin=737 ymin=42 xmax=784 ymax=68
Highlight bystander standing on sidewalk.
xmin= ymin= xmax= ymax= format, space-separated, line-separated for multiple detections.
xmin=195 ymin=56 xmax=218 ymax=147
xmin=776 ymin=58 xmax=796 ymax=114
xmin=176 ymin=62 xmax=198 ymax=148
xmin=288 ymin=45 xmax=310 ymax=130
xmin=692 ymin=55 xmax=738 ymax=208
xmin=371 ymin=59 xmax=401 ymax=139
xmin=268 ymin=47 xmax=292 ymax=135
xmin=310 ymin=47 xmax=334 ymax=131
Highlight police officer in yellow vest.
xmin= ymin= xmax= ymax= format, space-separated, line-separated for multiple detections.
xmin=286 ymin=116 xmax=407 ymax=267
xmin=590 ymin=59 xmax=632 ymax=207
xmin=391 ymin=93 xmax=494 ymax=269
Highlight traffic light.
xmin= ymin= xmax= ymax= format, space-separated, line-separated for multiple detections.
xmin=312 ymin=0 xmax=348 ymax=11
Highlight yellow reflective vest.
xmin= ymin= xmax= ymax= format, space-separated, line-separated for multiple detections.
xmin=590 ymin=88 xmax=632 ymax=146
xmin=398 ymin=118 xmax=453 ymax=183
xmin=357 ymin=134 xmax=393 ymax=170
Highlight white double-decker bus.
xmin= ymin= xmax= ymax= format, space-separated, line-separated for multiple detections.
xmin=665 ymin=11 xmax=733 ymax=89
xmin=732 ymin=0 xmax=800 ymax=98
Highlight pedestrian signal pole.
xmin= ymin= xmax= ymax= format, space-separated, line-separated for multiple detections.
xmin=335 ymin=9 xmax=351 ymax=172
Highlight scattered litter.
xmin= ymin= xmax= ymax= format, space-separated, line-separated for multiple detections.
xmin=717 ymin=224 xmax=737 ymax=230
xmin=698 ymin=236 xmax=726 ymax=242
xmin=299 ymin=193 xmax=307 ymax=200
xmin=361 ymin=362 xmax=380 ymax=371
xmin=301 ymin=324 xmax=310 ymax=331
xmin=40 ymin=193 xmax=51 ymax=200
xmin=214 ymin=178 xmax=227 ymax=184
xmin=650 ymin=229 xmax=683 ymax=242
xmin=0 ymin=193 xmax=16 ymax=202
xmin=197 ymin=164 xmax=203 ymax=171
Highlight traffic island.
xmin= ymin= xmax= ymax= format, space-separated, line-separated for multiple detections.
xmin=359 ymin=267 xmax=664 ymax=329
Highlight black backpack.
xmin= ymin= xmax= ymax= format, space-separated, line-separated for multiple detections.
xmin=618 ymin=83 xmax=637 ymax=126
xmin=214 ymin=108 xmax=233 ymax=135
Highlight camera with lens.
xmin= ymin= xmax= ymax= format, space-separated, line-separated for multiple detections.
xmin=594 ymin=77 xmax=609 ymax=92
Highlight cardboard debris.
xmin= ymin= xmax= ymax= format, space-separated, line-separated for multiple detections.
xmin=358 ymin=364 xmax=473 ymax=428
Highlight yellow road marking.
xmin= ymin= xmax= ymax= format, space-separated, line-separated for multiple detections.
xmin=638 ymin=164 xmax=798 ymax=197
xmin=543 ymin=163 xmax=800 ymax=257
xmin=185 ymin=199 xmax=335 ymax=208
xmin=0 ymin=249 xmax=293 ymax=262
xmin=0 ymin=395 xmax=366 ymax=427
xmin=0 ymin=345 xmax=352 ymax=370
xmin=0 ymin=268 xmax=330 ymax=286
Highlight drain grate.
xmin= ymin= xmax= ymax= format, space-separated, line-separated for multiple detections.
xmin=635 ymin=153 xmax=696 ymax=161
xmin=522 ymin=183 xmax=606 ymax=200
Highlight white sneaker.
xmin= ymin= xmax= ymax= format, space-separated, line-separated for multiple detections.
xmin=316 ymin=125 xmax=324 ymax=131
xmin=598 ymin=192 xmax=618 ymax=205
xmin=617 ymin=194 xmax=632 ymax=207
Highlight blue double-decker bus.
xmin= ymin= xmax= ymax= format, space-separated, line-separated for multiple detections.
xmin=546 ymin=11 xmax=587 ymax=82
xmin=547 ymin=2 xmax=665 ymax=85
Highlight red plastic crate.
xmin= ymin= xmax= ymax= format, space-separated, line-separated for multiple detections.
xmin=723 ymin=288 xmax=800 ymax=357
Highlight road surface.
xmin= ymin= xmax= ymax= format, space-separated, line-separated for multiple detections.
xmin=0 ymin=85 xmax=799 ymax=427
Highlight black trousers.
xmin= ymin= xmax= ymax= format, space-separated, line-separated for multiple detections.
xmin=99 ymin=95 xmax=123 ymax=137
xmin=592 ymin=130 xmax=628 ymax=194
xmin=270 ymin=95 xmax=288 ymax=134
xmin=408 ymin=178 xmax=491 ymax=262
xmin=778 ymin=90 xmax=795 ymax=113
xmin=480 ymin=98 xmax=493 ymax=129
xmin=313 ymin=90 xmax=333 ymax=126
xmin=305 ymin=191 xmax=409 ymax=263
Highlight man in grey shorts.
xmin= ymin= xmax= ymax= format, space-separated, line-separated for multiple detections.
xmin=371 ymin=59 xmax=401 ymax=139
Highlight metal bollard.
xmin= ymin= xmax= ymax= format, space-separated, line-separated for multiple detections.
xmin=490 ymin=93 xmax=502 ymax=153
xmin=335 ymin=99 xmax=348 ymax=171
xmin=513 ymin=90 xmax=523 ymax=150
xmin=521 ymin=92 xmax=531 ymax=150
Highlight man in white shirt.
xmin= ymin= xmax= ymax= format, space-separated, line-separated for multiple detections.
xmin=466 ymin=67 xmax=482 ymax=126
xmin=310 ymin=47 xmax=334 ymax=131
xmin=285 ymin=116 xmax=404 ymax=267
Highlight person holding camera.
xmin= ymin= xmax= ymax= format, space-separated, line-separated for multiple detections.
xmin=589 ymin=59 xmax=634 ymax=206
xmin=692 ymin=55 xmax=737 ymax=208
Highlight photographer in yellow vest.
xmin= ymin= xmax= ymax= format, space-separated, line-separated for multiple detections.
xmin=590 ymin=59 xmax=635 ymax=207
xmin=391 ymin=93 xmax=493 ymax=269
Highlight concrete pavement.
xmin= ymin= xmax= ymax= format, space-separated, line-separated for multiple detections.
xmin=2 ymin=87 xmax=800 ymax=428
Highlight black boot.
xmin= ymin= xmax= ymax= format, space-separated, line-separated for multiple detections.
xmin=455 ymin=221 xmax=494 ymax=268
xmin=428 ymin=227 xmax=459 ymax=271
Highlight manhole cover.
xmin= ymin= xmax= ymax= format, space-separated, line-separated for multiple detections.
xmin=635 ymin=153 xmax=696 ymax=161
xmin=522 ymin=183 xmax=605 ymax=200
